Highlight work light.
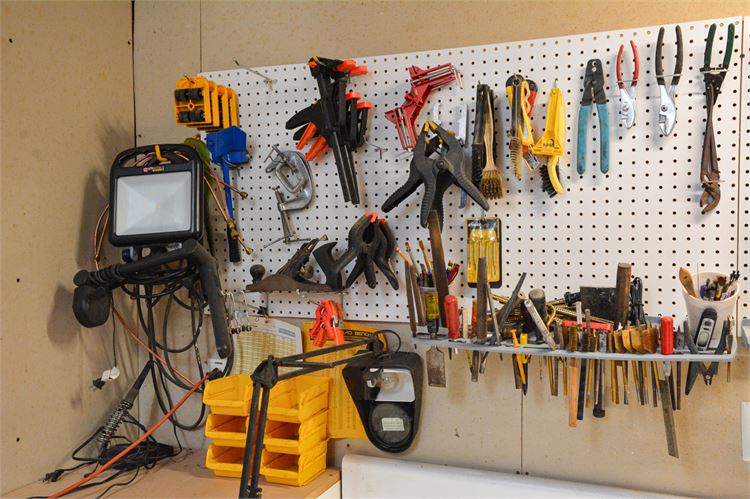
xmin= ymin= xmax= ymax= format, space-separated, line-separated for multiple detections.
xmin=109 ymin=144 xmax=203 ymax=247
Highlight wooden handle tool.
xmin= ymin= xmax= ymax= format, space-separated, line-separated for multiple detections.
xmin=475 ymin=257 xmax=488 ymax=344
xmin=614 ymin=262 xmax=632 ymax=328
xmin=404 ymin=259 xmax=417 ymax=336
xmin=679 ymin=267 xmax=697 ymax=298
xmin=428 ymin=211 xmax=449 ymax=326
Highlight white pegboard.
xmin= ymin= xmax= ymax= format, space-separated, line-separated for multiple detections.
xmin=201 ymin=17 xmax=745 ymax=322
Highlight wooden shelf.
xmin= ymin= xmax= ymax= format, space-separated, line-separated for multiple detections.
xmin=7 ymin=449 xmax=340 ymax=498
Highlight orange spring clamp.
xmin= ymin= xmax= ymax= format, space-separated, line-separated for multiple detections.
xmin=310 ymin=300 xmax=345 ymax=347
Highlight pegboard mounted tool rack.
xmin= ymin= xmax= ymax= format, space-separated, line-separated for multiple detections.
xmin=200 ymin=16 xmax=747 ymax=323
xmin=414 ymin=335 xmax=737 ymax=362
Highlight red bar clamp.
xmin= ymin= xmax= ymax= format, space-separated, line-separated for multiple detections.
xmin=385 ymin=63 xmax=460 ymax=150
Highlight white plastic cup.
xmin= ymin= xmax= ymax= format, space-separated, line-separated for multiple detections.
xmin=682 ymin=271 xmax=739 ymax=349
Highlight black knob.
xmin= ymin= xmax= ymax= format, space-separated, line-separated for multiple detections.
xmin=250 ymin=265 xmax=266 ymax=283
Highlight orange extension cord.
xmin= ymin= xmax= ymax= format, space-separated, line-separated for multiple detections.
xmin=47 ymin=372 xmax=211 ymax=498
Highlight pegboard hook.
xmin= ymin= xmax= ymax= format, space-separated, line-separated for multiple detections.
xmin=233 ymin=58 xmax=277 ymax=90
xmin=366 ymin=140 xmax=388 ymax=160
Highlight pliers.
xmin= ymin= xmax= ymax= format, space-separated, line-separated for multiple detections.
xmin=685 ymin=317 xmax=729 ymax=395
xmin=655 ymin=26 xmax=683 ymax=136
xmin=576 ymin=59 xmax=610 ymax=175
xmin=616 ymin=41 xmax=639 ymax=129
xmin=700 ymin=23 xmax=735 ymax=214
xmin=381 ymin=121 xmax=488 ymax=228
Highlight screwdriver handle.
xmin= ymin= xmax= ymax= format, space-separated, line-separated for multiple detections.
xmin=660 ymin=316 xmax=674 ymax=355
xmin=444 ymin=295 xmax=461 ymax=339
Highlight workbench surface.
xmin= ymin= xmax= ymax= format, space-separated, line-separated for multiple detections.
xmin=7 ymin=450 xmax=341 ymax=498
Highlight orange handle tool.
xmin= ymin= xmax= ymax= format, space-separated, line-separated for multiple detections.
xmin=444 ymin=295 xmax=460 ymax=339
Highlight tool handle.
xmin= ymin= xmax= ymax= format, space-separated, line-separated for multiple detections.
xmin=704 ymin=24 xmax=716 ymax=68
xmin=445 ymin=295 xmax=461 ymax=339
xmin=227 ymin=227 xmax=241 ymax=263
xmin=614 ymin=262 xmax=632 ymax=328
xmin=596 ymin=103 xmax=610 ymax=174
xmin=656 ymin=27 xmax=665 ymax=85
xmin=475 ymin=258 xmax=488 ymax=344
xmin=428 ymin=211 xmax=450 ymax=326
xmin=660 ymin=316 xmax=674 ymax=354
xmin=673 ymin=25 xmax=683 ymax=86
xmin=576 ymin=104 xmax=591 ymax=174
xmin=723 ymin=23 xmax=735 ymax=69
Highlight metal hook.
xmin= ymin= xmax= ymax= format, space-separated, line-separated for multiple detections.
xmin=233 ymin=58 xmax=277 ymax=90
xmin=366 ymin=140 xmax=388 ymax=160
xmin=296 ymin=289 xmax=321 ymax=306
xmin=225 ymin=291 xmax=238 ymax=319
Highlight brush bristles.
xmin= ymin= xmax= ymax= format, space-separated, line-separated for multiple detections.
xmin=510 ymin=138 xmax=522 ymax=180
xmin=480 ymin=168 xmax=504 ymax=200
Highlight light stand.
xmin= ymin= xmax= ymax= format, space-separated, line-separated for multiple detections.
xmin=238 ymin=337 xmax=384 ymax=499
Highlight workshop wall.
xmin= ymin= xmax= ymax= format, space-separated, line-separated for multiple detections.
xmin=133 ymin=1 xmax=750 ymax=497
xmin=0 ymin=1 xmax=138 ymax=492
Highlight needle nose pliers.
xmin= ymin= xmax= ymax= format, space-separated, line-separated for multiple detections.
xmin=576 ymin=59 xmax=610 ymax=175
xmin=616 ymin=41 xmax=639 ymax=129
xmin=381 ymin=121 xmax=489 ymax=229
xmin=655 ymin=26 xmax=683 ymax=136
xmin=700 ymin=22 xmax=735 ymax=214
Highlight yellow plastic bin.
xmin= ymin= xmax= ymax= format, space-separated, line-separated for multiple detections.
xmin=203 ymin=374 xmax=252 ymax=416
xmin=260 ymin=440 xmax=328 ymax=486
xmin=267 ymin=376 xmax=329 ymax=423
xmin=264 ymin=410 xmax=328 ymax=455
xmin=205 ymin=413 xmax=250 ymax=448
xmin=205 ymin=444 xmax=249 ymax=478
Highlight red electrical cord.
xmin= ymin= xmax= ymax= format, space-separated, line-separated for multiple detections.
xmin=47 ymin=372 xmax=211 ymax=499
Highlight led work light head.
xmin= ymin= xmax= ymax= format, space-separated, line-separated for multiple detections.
xmin=109 ymin=144 xmax=203 ymax=248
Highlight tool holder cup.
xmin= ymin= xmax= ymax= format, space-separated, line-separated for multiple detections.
xmin=681 ymin=271 xmax=739 ymax=349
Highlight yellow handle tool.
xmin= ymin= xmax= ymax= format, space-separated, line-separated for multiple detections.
xmin=532 ymin=84 xmax=566 ymax=195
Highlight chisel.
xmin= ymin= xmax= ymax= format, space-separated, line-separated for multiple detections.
xmin=568 ymin=323 xmax=580 ymax=427
xmin=593 ymin=329 xmax=606 ymax=418
xmin=577 ymin=308 xmax=590 ymax=421
xmin=657 ymin=362 xmax=679 ymax=458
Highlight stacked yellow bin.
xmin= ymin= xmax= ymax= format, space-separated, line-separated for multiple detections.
xmin=260 ymin=376 xmax=330 ymax=486
xmin=202 ymin=374 xmax=330 ymax=486
xmin=203 ymin=374 xmax=253 ymax=478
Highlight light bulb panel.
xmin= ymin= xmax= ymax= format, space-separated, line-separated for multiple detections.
xmin=109 ymin=144 xmax=203 ymax=247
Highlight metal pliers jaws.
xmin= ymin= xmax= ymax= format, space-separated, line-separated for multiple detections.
xmin=685 ymin=317 xmax=730 ymax=395
xmin=576 ymin=59 xmax=610 ymax=175
xmin=313 ymin=212 xmax=399 ymax=291
xmin=655 ymin=26 xmax=683 ymax=136
xmin=381 ymin=121 xmax=489 ymax=229
xmin=616 ymin=41 xmax=639 ymax=129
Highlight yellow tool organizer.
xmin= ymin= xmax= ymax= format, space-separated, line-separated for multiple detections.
xmin=202 ymin=374 xmax=330 ymax=486
xmin=174 ymin=75 xmax=238 ymax=131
